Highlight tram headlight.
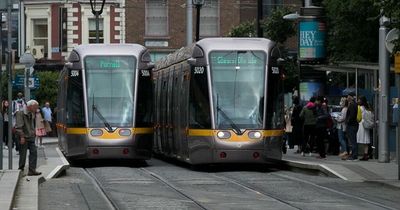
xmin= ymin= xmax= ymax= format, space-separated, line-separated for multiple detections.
xmin=119 ymin=129 xmax=132 ymax=136
xmin=217 ymin=131 xmax=231 ymax=139
xmin=248 ymin=131 xmax=262 ymax=139
xmin=90 ymin=129 xmax=103 ymax=137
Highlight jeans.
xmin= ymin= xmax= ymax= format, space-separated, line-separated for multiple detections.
xmin=338 ymin=128 xmax=347 ymax=153
xmin=346 ymin=125 xmax=359 ymax=159
xmin=18 ymin=137 xmax=38 ymax=172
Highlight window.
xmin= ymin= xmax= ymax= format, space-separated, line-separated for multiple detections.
xmin=145 ymin=0 xmax=168 ymax=36
xmin=88 ymin=18 xmax=104 ymax=43
xmin=200 ymin=0 xmax=219 ymax=37
xmin=66 ymin=69 xmax=85 ymax=127
xmin=32 ymin=18 xmax=48 ymax=57
xmin=60 ymin=7 xmax=68 ymax=52
xmin=263 ymin=0 xmax=282 ymax=17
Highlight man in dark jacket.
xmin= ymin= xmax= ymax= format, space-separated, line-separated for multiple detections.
xmin=15 ymin=100 xmax=42 ymax=176
xmin=346 ymin=93 xmax=359 ymax=161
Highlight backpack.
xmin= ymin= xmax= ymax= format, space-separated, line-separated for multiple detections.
xmin=362 ymin=110 xmax=374 ymax=129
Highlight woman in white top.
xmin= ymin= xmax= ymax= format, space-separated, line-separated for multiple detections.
xmin=335 ymin=97 xmax=348 ymax=158
xmin=356 ymin=95 xmax=371 ymax=161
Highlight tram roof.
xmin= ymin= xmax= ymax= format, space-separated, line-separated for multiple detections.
xmin=196 ymin=38 xmax=275 ymax=53
xmin=72 ymin=44 xmax=147 ymax=58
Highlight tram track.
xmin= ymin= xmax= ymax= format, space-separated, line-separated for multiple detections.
xmin=139 ymin=167 xmax=209 ymax=210
xmin=271 ymin=173 xmax=398 ymax=210
xmin=82 ymin=168 xmax=120 ymax=210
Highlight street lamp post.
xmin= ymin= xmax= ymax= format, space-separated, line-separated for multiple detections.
xmin=90 ymin=0 xmax=106 ymax=43
xmin=192 ymin=0 xmax=204 ymax=42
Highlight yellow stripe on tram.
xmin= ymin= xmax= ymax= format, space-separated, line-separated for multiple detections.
xmin=66 ymin=128 xmax=88 ymax=135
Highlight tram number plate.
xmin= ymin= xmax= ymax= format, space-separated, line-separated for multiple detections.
xmin=141 ymin=70 xmax=150 ymax=77
xmin=194 ymin=66 xmax=205 ymax=74
xmin=70 ymin=70 xmax=79 ymax=77
xmin=271 ymin=67 xmax=279 ymax=74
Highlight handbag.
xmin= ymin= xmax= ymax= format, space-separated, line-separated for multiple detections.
xmin=44 ymin=121 xmax=52 ymax=133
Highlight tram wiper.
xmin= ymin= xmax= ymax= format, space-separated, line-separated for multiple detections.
xmin=92 ymin=104 xmax=113 ymax=132
xmin=216 ymin=106 xmax=242 ymax=135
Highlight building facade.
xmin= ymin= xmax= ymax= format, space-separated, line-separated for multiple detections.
xmin=21 ymin=0 xmax=125 ymax=63
xmin=126 ymin=0 xmax=302 ymax=61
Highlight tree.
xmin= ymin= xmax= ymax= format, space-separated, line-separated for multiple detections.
xmin=228 ymin=21 xmax=256 ymax=37
xmin=262 ymin=7 xmax=296 ymax=44
xmin=323 ymin=0 xmax=380 ymax=62
xmin=33 ymin=71 xmax=59 ymax=107
xmin=376 ymin=0 xmax=400 ymax=54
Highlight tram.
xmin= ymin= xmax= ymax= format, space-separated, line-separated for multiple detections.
xmin=152 ymin=38 xmax=285 ymax=164
xmin=57 ymin=44 xmax=154 ymax=160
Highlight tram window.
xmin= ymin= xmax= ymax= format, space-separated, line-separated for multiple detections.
xmin=85 ymin=56 xmax=136 ymax=128
xmin=189 ymin=66 xmax=211 ymax=129
xmin=210 ymin=51 xmax=265 ymax=129
xmin=136 ymin=70 xmax=153 ymax=127
xmin=66 ymin=70 xmax=85 ymax=127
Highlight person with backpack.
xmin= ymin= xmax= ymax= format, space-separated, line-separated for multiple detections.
xmin=356 ymin=95 xmax=373 ymax=161
xmin=299 ymin=96 xmax=317 ymax=157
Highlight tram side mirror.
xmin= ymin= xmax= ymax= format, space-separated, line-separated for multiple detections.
xmin=188 ymin=58 xmax=197 ymax=66
xmin=139 ymin=62 xmax=154 ymax=70
xmin=65 ymin=62 xmax=73 ymax=69
xmin=277 ymin=58 xmax=285 ymax=65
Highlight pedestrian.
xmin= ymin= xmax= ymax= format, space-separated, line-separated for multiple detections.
xmin=357 ymin=96 xmax=372 ymax=161
xmin=284 ymin=105 xmax=293 ymax=153
xmin=41 ymin=101 xmax=53 ymax=136
xmin=1 ymin=100 xmax=10 ymax=149
xmin=299 ymin=96 xmax=317 ymax=156
xmin=314 ymin=96 xmax=329 ymax=159
xmin=15 ymin=100 xmax=42 ymax=176
xmin=345 ymin=92 xmax=359 ymax=161
xmin=12 ymin=92 xmax=27 ymax=154
xmin=291 ymin=96 xmax=303 ymax=153
xmin=335 ymin=97 xmax=348 ymax=158
xmin=35 ymin=108 xmax=46 ymax=147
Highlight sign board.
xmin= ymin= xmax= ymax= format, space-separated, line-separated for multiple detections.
xmin=395 ymin=53 xmax=400 ymax=74
xmin=12 ymin=74 xmax=40 ymax=89
xmin=299 ymin=19 xmax=326 ymax=62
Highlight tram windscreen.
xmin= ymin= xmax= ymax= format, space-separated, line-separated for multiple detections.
xmin=85 ymin=56 xmax=136 ymax=127
xmin=210 ymin=51 xmax=265 ymax=130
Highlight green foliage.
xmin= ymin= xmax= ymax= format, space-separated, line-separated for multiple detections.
xmin=262 ymin=7 xmax=296 ymax=44
xmin=376 ymin=0 xmax=400 ymax=54
xmin=282 ymin=58 xmax=299 ymax=92
xmin=323 ymin=0 xmax=380 ymax=62
xmin=33 ymin=71 xmax=59 ymax=107
xmin=228 ymin=21 xmax=256 ymax=37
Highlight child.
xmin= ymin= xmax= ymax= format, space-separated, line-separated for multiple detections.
xmin=35 ymin=108 xmax=47 ymax=147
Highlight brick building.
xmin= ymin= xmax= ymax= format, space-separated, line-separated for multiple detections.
xmin=126 ymin=0 xmax=302 ymax=61
xmin=21 ymin=0 xmax=125 ymax=63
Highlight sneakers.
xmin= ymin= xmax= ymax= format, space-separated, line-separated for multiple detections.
xmin=338 ymin=152 xmax=348 ymax=157
xmin=346 ymin=157 xmax=359 ymax=161
xmin=28 ymin=171 xmax=42 ymax=176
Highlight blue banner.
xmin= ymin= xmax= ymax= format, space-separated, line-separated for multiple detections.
xmin=299 ymin=20 xmax=326 ymax=60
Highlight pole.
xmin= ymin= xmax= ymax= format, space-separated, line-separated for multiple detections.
xmin=24 ymin=67 xmax=30 ymax=100
xmin=7 ymin=0 xmax=13 ymax=169
xmin=95 ymin=12 xmax=99 ymax=43
xmin=378 ymin=15 xmax=390 ymax=163
xmin=186 ymin=0 xmax=193 ymax=45
xmin=397 ymin=75 xmax=400 ymax=179
xmin=0 ymin=11 xmax=3 ymax=170
xmin=195 ymin=5 xmax=200 ymax=42
xmin=256 ymin=0 xmax=263 ymax=37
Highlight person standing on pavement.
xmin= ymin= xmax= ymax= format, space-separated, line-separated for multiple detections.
xmin=356 ymin=96 xmax=372 ymax=161
xmin=335 ymin=97 xmax=349 ymax=158
xmin=314 ymin=96 xmax=329 ymax=159
xmin=1 ymin=100 xmax=10 ymax=149
xmin=15 ymin=100 xmax=42 ymax=176
xmin=41 ymin=101 xmax=53 ymax=136
xmin=291 ymin=96 xmax=303 ymax=153
xmin=35 ymin=108 xmax=46 ymax=147
xmin=12 ymin=92 xmax=27 ymax=154
xmin=345 ymin=93 xmax=359 ymax=161
xmin=299 ymin=96 xmax=317 ymax=156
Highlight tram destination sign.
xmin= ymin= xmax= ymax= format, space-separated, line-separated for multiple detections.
xmin=85 ymin=56 xmax=135 ymax=70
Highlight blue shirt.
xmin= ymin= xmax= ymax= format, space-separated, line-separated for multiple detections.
xmin=42 ymin=107 xmax=52 ymax=122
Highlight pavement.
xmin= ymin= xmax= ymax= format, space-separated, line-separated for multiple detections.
xmin=282 ymin=146 xmax=400 ymax=188
xmin=0 ymin=137 xmax=69 ymax=210
xmin=0 ymin=138 xmax=399 ymax=210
